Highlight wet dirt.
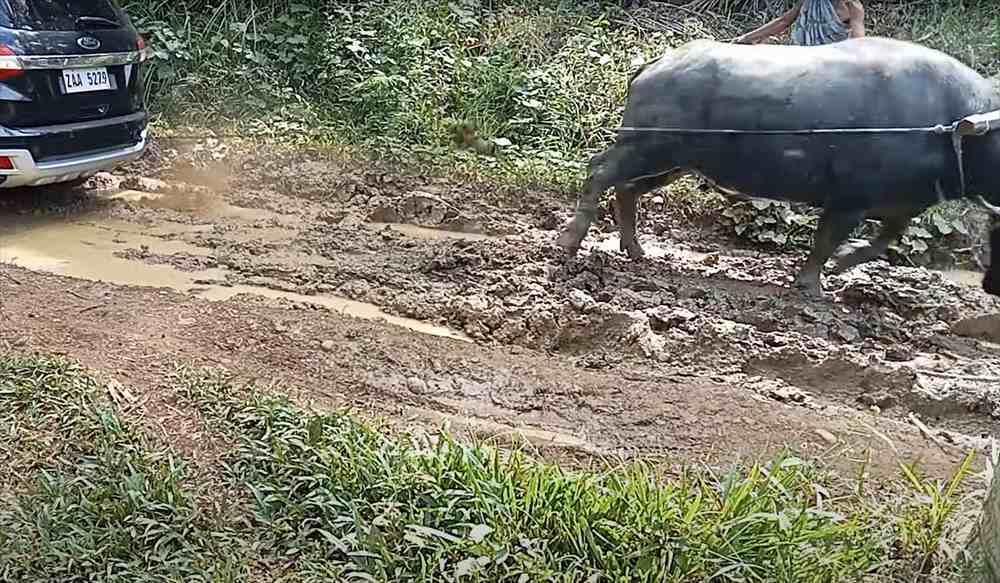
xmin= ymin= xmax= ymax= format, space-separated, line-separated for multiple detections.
xmin=2 ymin=141 xmax=999 ymax=479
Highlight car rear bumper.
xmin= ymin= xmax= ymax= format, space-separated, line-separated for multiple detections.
xmin=0 ymin=111 xmax=147 ymax=188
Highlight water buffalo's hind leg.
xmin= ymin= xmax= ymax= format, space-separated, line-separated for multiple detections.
xmin=983 ymin=227 xmax=1000 ymax=296
xmin=556 ymin=145 xmax=642 ymax=255
xmin=831 ymin=213 xmax=914 ymax=275
xmin=615 ymin=170 xmax=686 ymax=259
xmin=793 ymin=208 xmax=863 ymax=296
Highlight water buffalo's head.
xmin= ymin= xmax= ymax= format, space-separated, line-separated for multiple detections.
xmin=983 ymin=226 xmax=1000 ymax=296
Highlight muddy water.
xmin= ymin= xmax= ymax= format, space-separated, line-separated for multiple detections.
xmin=197 ymin=285 xmax=471 ymax=342
xmin=0 ymin=218 xmax=228 ymax=288
xmin=107 ymin=189 xmax=276 ymax=221
xmin=590 ymin=234 xmax=710 ymax=261
xmin=940 ymin=269 xmax=984 ymax=287
xmin=0 ymin=213 xmax=471 ymax=343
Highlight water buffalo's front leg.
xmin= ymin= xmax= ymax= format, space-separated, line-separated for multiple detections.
xmin=614 ymin=186 xmax=645 ymax=259
xmin=615 ymin=170 xmax=686 ymax=259
xmin=831 ymin=213 xmax=915 ymax=275
xmin=556 ymin=175 xmax=607 ymax=256
xmin=793 ymin=208 xmax=863 ymax=296
xmin=557 ymin=146 xmax=640 ymax=256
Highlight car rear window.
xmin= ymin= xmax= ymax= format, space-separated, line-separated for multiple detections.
xmin=0 ymin=0 xmax=121 ymax=31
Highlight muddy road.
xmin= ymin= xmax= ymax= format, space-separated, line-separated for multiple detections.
xmin=2 ymin=141 xmax=1000 ymax=479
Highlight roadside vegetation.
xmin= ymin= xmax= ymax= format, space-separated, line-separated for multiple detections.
xmin=123 ymin=0 xmax=1000 ymax=267
xmin=14 ymin=2 xmax=993 ymax=579
xmin=0 ymin=352 xmax=993 ymax=581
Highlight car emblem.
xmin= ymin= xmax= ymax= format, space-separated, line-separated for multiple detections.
xmin=77 ymin=36 xmax=101 ymax=50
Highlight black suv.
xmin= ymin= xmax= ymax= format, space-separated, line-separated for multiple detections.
xmin=0 ymin=0 xmax=149 ymax=189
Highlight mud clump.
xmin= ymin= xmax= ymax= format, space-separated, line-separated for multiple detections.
xmin=69 ymin=145 xmax=1000 ymax=443
xmin=951 ymin=313 xmax=1000 ymax=343
xmin=114 ymin=248 xmax=219 ymax=272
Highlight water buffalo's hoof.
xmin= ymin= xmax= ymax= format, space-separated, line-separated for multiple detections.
xmin=831 ymin=241 xmax=876 ymax=275
xmin=792 ymin=279 xmax=824 ymax=299
xmin=830 ymin=261 xmax=852 ymax=276
xmin=621 ymin=241 xmax=645 ymax=260
xmin=831 ymin=252 xmax=873 ymax=275
xmin=555 ymin=231 xmax=582 ymax=257
xmin=983 ymin=275 xmax=1000 ymax=297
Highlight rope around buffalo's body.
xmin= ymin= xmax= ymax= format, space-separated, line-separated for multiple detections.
xmin=150 ymin=119 xmax=996 ymax=210
xmin=153 ymin=122 xmax=960 ymax=142
xmin=615 ymin=124 xmax=957 ymax=135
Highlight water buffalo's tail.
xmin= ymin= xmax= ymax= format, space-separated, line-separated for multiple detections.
xmin=587 ymin=149 xmax=612 ymax=175
xmin=627 ymin=57 xmax=658 ymax=86
xmin=628 ymin=50 xmax=673 ymax=90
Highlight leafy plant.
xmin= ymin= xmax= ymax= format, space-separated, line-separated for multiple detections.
xmin=717 ymin=197 xmax=987 ymax=269
xmin=720 ymin=199 xmax=818 ymax=250
xmin=897 ymin=453 xmax=977 ymax=575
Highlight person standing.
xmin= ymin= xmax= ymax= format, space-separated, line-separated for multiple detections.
xmin=734 ymin=0 xmax=865 ymax=46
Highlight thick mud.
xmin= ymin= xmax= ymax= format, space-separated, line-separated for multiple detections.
xmin=2 ymin=140 xmax=999 ymax=477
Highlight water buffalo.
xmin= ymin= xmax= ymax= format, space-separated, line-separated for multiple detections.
xmin=555 ymin=37 xmax=1000 ymax=296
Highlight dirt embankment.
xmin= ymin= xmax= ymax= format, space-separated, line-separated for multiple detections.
xmin=2 ymin=139 xmax=999 ymax=479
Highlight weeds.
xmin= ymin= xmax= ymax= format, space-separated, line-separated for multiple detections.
xmin=0 ymin=352 xmax=986 ymax=581
xmin=0 ymin=354 xmax=246 ymax=582
xmin=176 ymin=365 xmax=984 ymax=582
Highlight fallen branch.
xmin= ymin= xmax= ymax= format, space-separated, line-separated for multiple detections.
xmin=0 ymin=271 xmax=22 ymax=285
xmin=106 ymin=379 xmax=137 ymax=405
xmin=908 ymin=412 xmax=953 ymax=455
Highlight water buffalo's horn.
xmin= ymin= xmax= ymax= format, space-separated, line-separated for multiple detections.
xmin=976 ymin=196 xmax=1000 ymax=216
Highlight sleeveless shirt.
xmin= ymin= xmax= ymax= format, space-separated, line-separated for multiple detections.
xmin=790 ymin=0 xmax=850 ymax=46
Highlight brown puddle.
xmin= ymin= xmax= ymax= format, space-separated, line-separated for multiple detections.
xmin=0 ymin=215 xmax=472 ymax=343
xmin=590 ymin=234 xmax=710 ymax=261
xmin=939 ymin=269 xmax=983 ymax=287
xmin=106 ymin=189 xmax=277 ymax=221
xmin=197 ymin=285 xmax=471 ymax=342
xmin=0 ymin=218 xmax=226 ymax=288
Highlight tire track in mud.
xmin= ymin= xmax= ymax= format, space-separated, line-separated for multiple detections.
xmin=2 ymin=147 xmax=1000 ymax=477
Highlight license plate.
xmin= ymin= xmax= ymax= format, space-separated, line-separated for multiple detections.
xmin=62 ymin=67 xmax=112 ymax=94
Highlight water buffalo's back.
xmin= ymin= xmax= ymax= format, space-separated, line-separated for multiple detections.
xmin=623 ymin=37 xmax=996 ymax=132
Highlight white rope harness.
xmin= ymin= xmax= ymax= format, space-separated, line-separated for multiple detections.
xmin=617 ymin=109 xmax=1000 ymax=210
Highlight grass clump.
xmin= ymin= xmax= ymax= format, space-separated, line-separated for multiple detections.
xmin=0 ymin=352 xmax=988 ymax=581
xmin=176 ymin=368 xmax=978 ymax=582
xmin=0 ymin=354 xmax=246 ymax=582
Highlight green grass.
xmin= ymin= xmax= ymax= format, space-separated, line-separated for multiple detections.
xmin=125 ymin=0 xmax=1000 ymax=166
xmin=0 ymin=352 xmax=992 ymax=581
xmin=0 ymin=355 xmax=247 ymax=582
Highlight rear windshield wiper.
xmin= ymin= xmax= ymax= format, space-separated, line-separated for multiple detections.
xmin=76 ymin=16 xmax=119 ymax=29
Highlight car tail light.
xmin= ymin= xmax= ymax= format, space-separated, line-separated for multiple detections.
xmin=0 ymin=156 xmax=15 ymax=170
xmin=137 ymin=35 xmax=153 ymax=62
xmin=0 ymin=45 xmax=23 ymax=81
